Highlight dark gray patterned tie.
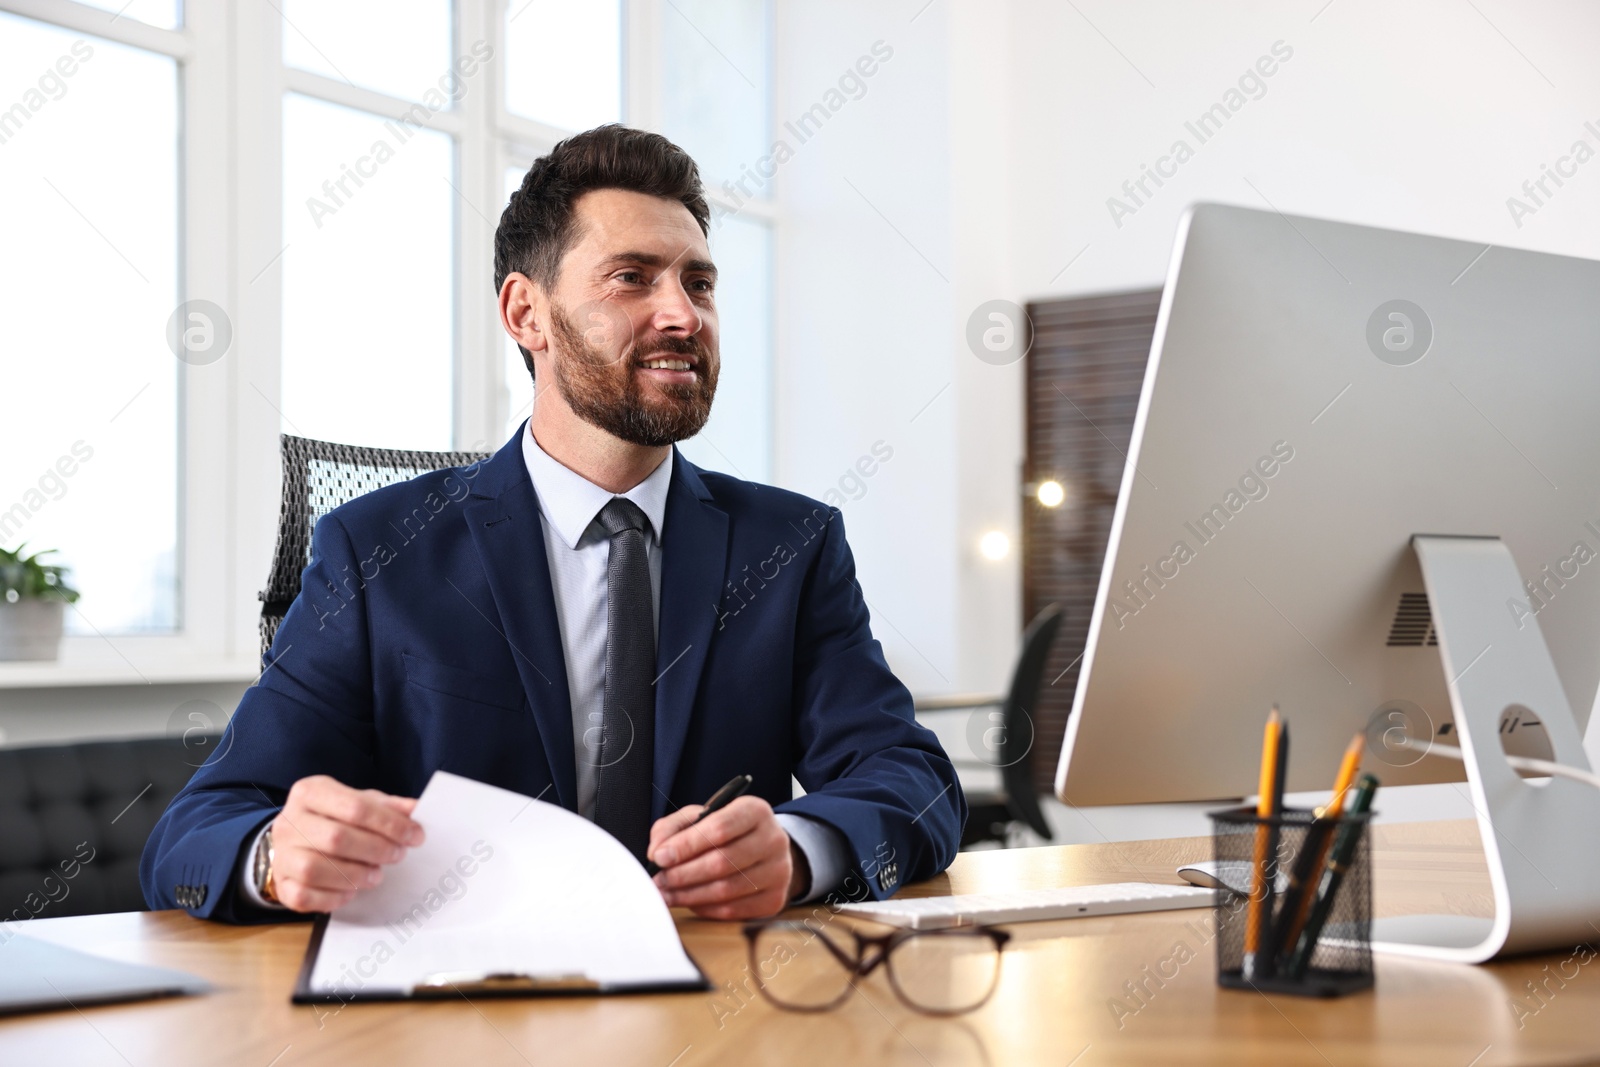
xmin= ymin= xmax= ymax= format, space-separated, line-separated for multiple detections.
xmin=592 ymin=497 xmax=656 ymax=864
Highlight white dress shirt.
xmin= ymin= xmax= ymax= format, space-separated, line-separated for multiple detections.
xmin=522 ymin=429 xmax=672 ymax=819
xmin=520 ymin=430 xmax=845 ymax=903
xmin=240 ymin=428 xmax=847 ymax=909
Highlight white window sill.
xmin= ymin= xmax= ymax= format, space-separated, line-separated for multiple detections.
xmin=0 ymin=658 xmax=261 ymax=689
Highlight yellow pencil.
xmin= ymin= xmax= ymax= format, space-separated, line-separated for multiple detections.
xmin=1319 ymin=734 xmax=1366 ymax=820
xmin=1244 ymin=708 xmax=1283 ymax=974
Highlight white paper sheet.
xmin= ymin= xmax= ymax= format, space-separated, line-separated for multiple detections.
xmin=305 ymin=771 xmax=702 ymax=996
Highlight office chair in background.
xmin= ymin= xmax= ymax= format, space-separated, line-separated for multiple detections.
xmin=929 ymin=604 xmax=1063 ymax=849
xmin=258 ymin=434 xmax=491 ymax=657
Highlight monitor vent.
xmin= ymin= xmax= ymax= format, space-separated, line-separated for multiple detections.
xmin=1387 ymin=592 xmax=1438 ymax=647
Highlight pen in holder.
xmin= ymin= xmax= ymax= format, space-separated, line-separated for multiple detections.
xmin=1210 ymin=805 xmax=1374 ymax=997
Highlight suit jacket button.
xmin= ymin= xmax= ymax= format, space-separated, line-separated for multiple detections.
xmin=195 ymin=885 xmax=207 ymax=907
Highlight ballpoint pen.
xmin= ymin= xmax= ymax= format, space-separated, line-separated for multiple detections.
xmin=644 ymin=774 xmax=753 ymax=876
xmin=1272 ymin=733 xmax=1364 ymax=965
xmin=1285 ymin=773 xmax=1379 ymax=978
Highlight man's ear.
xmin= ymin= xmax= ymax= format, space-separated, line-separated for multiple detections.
xmin=498 ymin=272 xmax=548 ymax=355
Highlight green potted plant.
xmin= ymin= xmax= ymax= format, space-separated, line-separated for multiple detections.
xmin=0 ymin=544 xmax=78 ymax=661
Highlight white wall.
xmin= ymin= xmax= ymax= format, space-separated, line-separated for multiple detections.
xmin=772 ymin=2 xmax=965 ymax=691
xmin=1004 ymin=0 xmax=1600 ymax=289
xmin=772 ymin=0 xmax=1600 ymax=699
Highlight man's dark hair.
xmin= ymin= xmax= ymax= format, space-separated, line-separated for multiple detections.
xmin=495 ymin=124 xmax=711 ymax=379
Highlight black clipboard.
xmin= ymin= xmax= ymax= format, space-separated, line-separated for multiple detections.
xmin=290 ymin=914 xmax=711 ymax=1003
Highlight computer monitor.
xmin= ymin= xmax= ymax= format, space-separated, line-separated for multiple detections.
xmin=1054 ymin=202 xmax=1600 ymax=809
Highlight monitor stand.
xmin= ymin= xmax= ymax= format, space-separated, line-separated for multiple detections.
xmin=1370 ymin=535 xmax=1600 ymax=963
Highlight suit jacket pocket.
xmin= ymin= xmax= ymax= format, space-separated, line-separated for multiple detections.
xmin=402 ymin=653 xmax=526 ymax=711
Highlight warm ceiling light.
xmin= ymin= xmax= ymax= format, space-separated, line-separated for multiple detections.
xmin=1036 ymin=480 xmax=1065 ymax=508
xmin=978 ymin=530 xmax=1010 ymax=561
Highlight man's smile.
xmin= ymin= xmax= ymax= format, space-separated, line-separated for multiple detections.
xmin=636 ymin=354 xmax=699 ymax=384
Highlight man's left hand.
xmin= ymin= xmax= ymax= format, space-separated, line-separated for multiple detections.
xmin=648 ymin=796 xmax=807 ymax=919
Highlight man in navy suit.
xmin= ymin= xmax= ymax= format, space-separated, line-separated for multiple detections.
xmin=141 ymin=125 xmax=964 ymax=923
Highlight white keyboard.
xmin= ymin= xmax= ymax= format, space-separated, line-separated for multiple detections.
xmin=835 ymin=882 xmax=1217 ymax=930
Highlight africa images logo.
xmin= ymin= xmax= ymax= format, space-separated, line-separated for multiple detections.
xmin=1365 ymin=299 xmax=1433 ymax=366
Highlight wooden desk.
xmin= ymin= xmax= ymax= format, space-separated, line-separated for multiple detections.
xmin=4 ymin=821 xmax=1596 ymax=1066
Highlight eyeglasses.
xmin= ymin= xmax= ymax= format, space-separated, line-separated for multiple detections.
xmin=741 ymin=920 xmax=1010 ymax=1016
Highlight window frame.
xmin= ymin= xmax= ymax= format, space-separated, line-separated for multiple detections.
xmin=0 ymin=0 xmax=776 ymax=686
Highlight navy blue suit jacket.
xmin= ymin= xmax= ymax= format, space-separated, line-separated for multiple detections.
xmin=140 ymin=430 xmax=964 ymax=921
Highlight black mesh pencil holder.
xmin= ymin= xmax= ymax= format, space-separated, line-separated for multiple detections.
xmin=1210 ymin=806 xmax=1374 ymax=997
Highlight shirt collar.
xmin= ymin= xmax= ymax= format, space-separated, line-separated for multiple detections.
xmin=521 ymin=425 xmax=673 ymax=550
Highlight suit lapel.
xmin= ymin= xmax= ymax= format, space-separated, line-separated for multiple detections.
xmin=653 ymin=452 xmax=729 ymax=820
xmin=463 ymin=437 xmax=576 ymax=811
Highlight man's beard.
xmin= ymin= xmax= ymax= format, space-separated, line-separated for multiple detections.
xmin=547 ymin=301 xmax=718 ymax=448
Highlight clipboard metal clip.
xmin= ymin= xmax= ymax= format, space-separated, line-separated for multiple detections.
xmin=410 ymin=971 xmax=601 ymax=995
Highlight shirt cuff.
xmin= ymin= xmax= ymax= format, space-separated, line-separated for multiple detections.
xmin=236 ymin=819 xmax=287 ymax=911
xmin=775 ymin=813 xmax=850 ymax=904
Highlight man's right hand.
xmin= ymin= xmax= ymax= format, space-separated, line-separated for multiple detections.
xmin=267 ymin=775 xmax=425 ymax=913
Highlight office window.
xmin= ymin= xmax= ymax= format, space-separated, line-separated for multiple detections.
xmin=659 ymin=0 xmax=771 ymax=193
xmin=281 ymin=0 xmax=453 ymax=104
xmin=71 ymin=0 xmax=179 ymax=29
xmin=0 ymin=14 xmax=180 ymax=634
xmin=504 ymin=0 xmax=622 ymax=132
xmin=1 ymin=0 xmax=777 ymax=669
xmin=280 ymin=94 xmax=455 ymax=451
xmin=677 ymin=212 xmax=772 ymax=480
xmin=654 ymin=0 xmax=774 ymax=481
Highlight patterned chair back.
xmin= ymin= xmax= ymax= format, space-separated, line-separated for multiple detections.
xmin=259 ymin=434 xmax=490 ymax=658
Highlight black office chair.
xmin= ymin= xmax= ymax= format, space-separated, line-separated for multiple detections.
xmin=933 ymin=604 xmax=1063 ymax=848
xmin=0 ymin=735 xmax=219 ymax=920
xmin=259 ymin=434 xmax=491 ymax=657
